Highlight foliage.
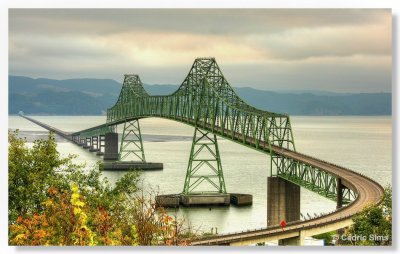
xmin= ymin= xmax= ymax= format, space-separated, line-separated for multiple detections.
xmin=313 ymin=231 xmax=335 ymax=245
xmin=340 ymin=185 xmax=392 ymax=246
xmin=8 ymin=130 xmax=78 ymax=222
xmin=8 ymin=131 xmax=191 ymax=246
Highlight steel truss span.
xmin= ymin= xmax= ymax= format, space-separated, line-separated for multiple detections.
xmin=71 ymin=58 xmax=384 ymax=245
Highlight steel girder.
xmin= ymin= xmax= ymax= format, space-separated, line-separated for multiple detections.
xmin=106 ymin=58 xmax=296 ymax=152
xmin=272 ymin=154 xmax=357 ymax=204
xmin=73 ymin=124 xmax=115 ymax=139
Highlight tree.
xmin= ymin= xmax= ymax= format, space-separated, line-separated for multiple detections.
xmin=8 ymin=130 xmax=79 ymax=222
xmin=8 ymin=131 xmax=191 ymax=246
xmin=340 ymin=186 xmax=392 ymax=246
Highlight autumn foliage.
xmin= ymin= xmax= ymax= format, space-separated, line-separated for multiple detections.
xmin=8 ymin=131 xmax=190 ymax=246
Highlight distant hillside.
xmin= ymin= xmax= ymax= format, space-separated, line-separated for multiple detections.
xmin=236 ymin=87 xmax=391 ymax=116
xmin=9 ymin=75 xmax=391 ymax=116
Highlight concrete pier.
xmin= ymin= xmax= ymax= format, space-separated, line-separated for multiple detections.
xmin=83 ymin=137 xmax=90 ymax=149
xmin=96 ymin=135 xmax=105 ymax=156
xmin=103 ymin=132 xmax=119 ymax=160
xmin=337 ymin=178 xmax=344 ymax=209
xmin=267 ymin=176 xmax=300 ymax=227
xmin=85 ymin=137 xmax=92 ymax=148
xmin=230 ymin=193 xmax=253 ymax=206
xmin=89 ymin=136 xmax=99 ymax=152
xmin=100 ymin=161 xmax=163 ymax=171
xmin=180 ymin=193 xmax=230 ymax=206
xmin=278 ymin=235 xmax=304 ymax=246
xmin=156 ymin=193 xmax=252 ymax=208
xmin=156 ymin=195 xmax=180 ymax=208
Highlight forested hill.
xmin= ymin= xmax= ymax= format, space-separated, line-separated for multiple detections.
xmin=9 ymin=75 xmax=391 ymax=116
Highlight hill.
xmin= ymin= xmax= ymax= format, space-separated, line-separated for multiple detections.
xmin=8 ymin=75 xmax=391 ymax=116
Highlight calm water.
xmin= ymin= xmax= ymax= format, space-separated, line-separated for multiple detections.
xmin=8 ymin=116 xmax=392 ymax=234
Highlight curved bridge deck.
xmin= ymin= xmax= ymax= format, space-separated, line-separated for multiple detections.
xmin=191 ymin=145 xmax=383 ymax=245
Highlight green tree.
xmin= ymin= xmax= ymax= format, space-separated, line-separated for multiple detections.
xmin=8 ymin=131 xmax=191 ymax=246
xmin=8 ymin=131 xmax=78 ymax=222
xmin=340 ymin=186 xmax=392 ymax=246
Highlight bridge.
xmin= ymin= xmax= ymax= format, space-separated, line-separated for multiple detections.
xmin=21 ymin=57 xmax=384 ymax=245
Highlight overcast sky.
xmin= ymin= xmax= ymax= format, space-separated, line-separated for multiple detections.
xmin=9 ymin=9 xmax=391 ymax=92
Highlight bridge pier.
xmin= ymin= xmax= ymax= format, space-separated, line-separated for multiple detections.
xmin=79 ymin=137 xmax=85 ymax=146
xmin=89 ymin=136 xmax=99 ymax=152
xmin=278 ymin=233 xmax=305 ymax=246
xmin=82 ymin=137 xmax=91 ymax=149
xmin=267 ymin=176 xmax=300 ymax=227
xmin=100 ymin=131 xmax=163 ymax=170
xmin=103 ymin=132 xmax=119 ymax=160
xmin=336 ymin=178 xmax=344 ymax=209
xmin=335 ymin=178 xmax=346 ymax=238
xmin=96 ymin=134 xmax=105 ymax=156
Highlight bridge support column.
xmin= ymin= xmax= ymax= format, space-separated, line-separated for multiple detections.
xmin=89 ymin=136 xmax=99 ymax=152
xmin=336 ymin=178 xmax=344 ymax=209
xmin=86 ymin=137 xmax=92 ymax=148
xmin=79 ymin=137 xmax=85 ymax=146
xmin=83 ymin=137 xmax=91 ymax=149
xmin=103 ymin=132 xmax=119 ymax=160
xmin=119 ymin=119 xmax=146 ymax=162
xmin=278 ymin=231 xmax=305 ymax=246
xmin=267 ymin=176 xmax=300 ymax=227
xmin=182 ymin=127 xmax=227 ymax=195
xmin=336 ymin=178 xmax=345 ymax=238
xmin=183 ymin=128 xmax=226 ymax=194
xmin=96 ymin=134 xmax=105 ymax=156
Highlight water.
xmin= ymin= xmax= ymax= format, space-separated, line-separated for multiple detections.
xmin=8 ymin=115 xmax=392 ymax=234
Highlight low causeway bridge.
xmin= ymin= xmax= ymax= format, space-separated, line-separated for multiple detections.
xmin=21 ymin=58 xmax=384 ymax=246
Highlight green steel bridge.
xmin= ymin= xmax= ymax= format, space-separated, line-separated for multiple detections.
xmin=64 ymin=57 xmax=383 ymax=245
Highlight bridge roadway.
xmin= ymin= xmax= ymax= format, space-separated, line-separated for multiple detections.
xmin=19 ymin=115 xmax=72 ymax=140
xmin=191 ymin=144 xmax=383 ymax=246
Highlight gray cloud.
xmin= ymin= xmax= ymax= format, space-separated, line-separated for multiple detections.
xmin=8 ymin=9 xmax=392 ymax=92
xmin=9 ymin=9 xmax=389 ymax=36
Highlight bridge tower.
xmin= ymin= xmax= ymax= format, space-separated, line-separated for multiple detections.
xmin=182 ymin=128 xmax=226 ymax=194
xmin=119 ymin=119 xmax=146 ymax=162
xmin=113 ymin=74 xmax=148 ymax=162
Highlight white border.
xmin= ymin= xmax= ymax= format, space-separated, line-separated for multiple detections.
xmin=1 ymin=1 xmax=398 ymax=253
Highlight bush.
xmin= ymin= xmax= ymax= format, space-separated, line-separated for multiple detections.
xmin=8 ymin=131 xmax=189 ymax=246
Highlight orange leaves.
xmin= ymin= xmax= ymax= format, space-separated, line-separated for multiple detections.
xmin=9 ymin=214 xmax=50 ymax=246
xmin=13 ymin=234 xmax=27 ymax=245
xmin=48 ymin=186 xmax=58 ymax=196
xmin=9 ymin=184 xmax=193 ymax=246
xmin=33 ymin=229 xmax=47 ymax=239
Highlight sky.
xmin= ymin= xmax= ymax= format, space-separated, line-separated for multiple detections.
xmin=8 ymin=9 xmax=392 ymax=93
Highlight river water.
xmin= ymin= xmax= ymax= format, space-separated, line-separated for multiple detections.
xmin=8 ymin=116 xmax=392 ymax=235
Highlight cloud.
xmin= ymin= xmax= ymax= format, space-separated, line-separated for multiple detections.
xmin=8 ymin=9 xmax=392 ymax=92
xmin=9 ymin=9 xmax=389 ymax=36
